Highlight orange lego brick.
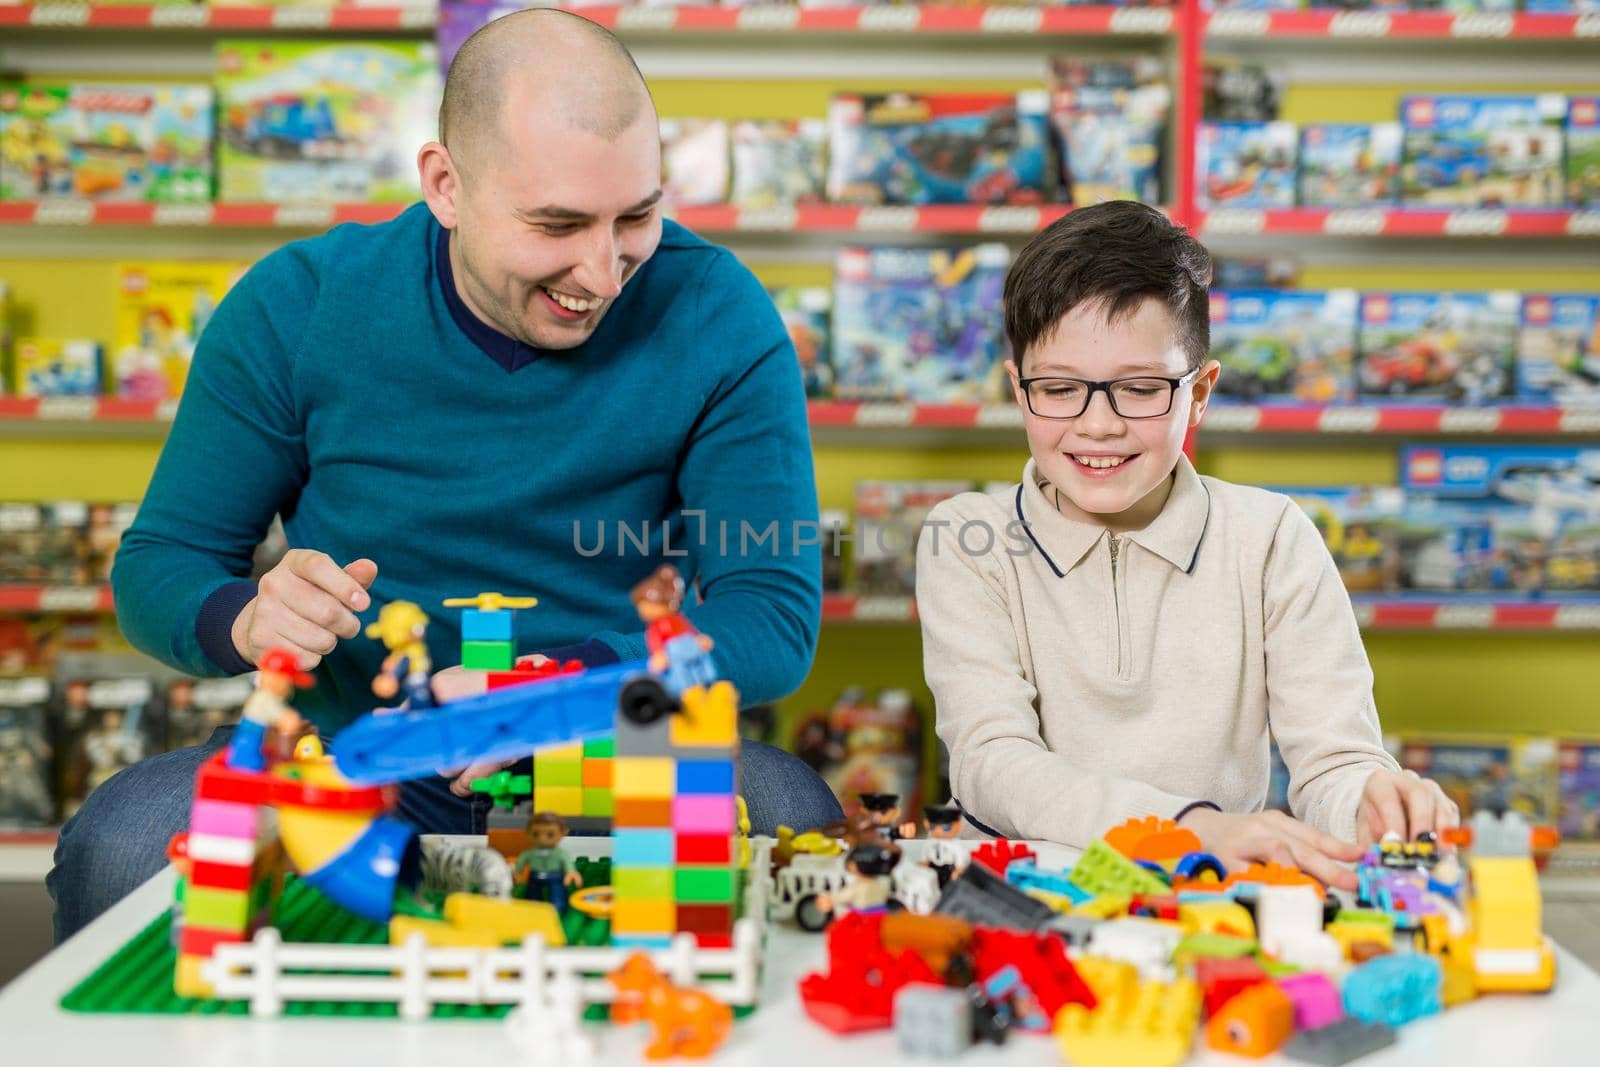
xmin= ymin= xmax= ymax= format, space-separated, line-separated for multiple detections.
xmin=1221 ymin=862 xmax=1324 ymax=900
xmin=1204 ymin=981 xmax=1293 ymax=1058
xmin=1104 ymin=816 xmax=1202 ymax=864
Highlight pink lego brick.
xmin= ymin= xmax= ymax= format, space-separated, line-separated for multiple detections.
xmin=1278 ymin=972 xmax=1345 ymax=1031
xmin=672 ymin=794 xmax=736 ymax=835
xmin=188 ymin=798 xmax=263 ymax=839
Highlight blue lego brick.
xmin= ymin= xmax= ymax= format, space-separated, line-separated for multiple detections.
xmin=611 ymin=934 xmax=674 ymax=951
xmin=676 ymin=758 xmax=736 ymax=796
xmin=461 ymin=609 xmax=514 ymax=642
xmin=612 ymin=828 xmax=675 ymax=868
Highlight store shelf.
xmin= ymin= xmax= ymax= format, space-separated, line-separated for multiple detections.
xmin=489 ymin=4 xmax=1176 ymax=36
xmin=823 ymin=592 xmax=1600 ymax=630
xmin=0 ymin=586 xmax=115 ymax=613
xmin=0 ymin=3 xmax=435 ymax=30
xmin=1205 ymin=9 xmax=1600 ymax=41
xmin=1199 ymin=208 xmax=1600 ymax=240
xmin=0 ymin=833 xmax=57 ymax=882
xmin=0 ymin=201 xmax=410 ymax=228
xmin=0 ymin=396 xmax=176 ymax=440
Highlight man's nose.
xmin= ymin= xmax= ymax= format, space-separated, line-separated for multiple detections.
xmin=574 ymin=228 xmax=624 ymax=299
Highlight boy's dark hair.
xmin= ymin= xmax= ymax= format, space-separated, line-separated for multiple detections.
xmin=1003 ymin=201 xmax=1213 ymax=372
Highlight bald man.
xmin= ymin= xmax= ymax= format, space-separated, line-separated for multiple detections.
xmin=51 ymin=11 xmax=842 ymax=942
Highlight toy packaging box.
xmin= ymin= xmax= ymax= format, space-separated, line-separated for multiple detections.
xmin=1282 ymin=485 xmax=1406 ymax=594
xmin=853 ymin=480 xmax=973 ymax=597
xmin=793 ymin=687 xmax=925 ymax=822
xmin=1297 ymin=123 xmax=1403 ymax=208
xmin=0 ymin=677 xmax=56 ymax=829
xmin=1196 ymin=121 xmax=1297 ymax=209
xmin=56 ymin=675 xmax=158 ymax=820
xmin=1213 ymin=254 xmax=1299 ymax=290
xmin=11 ymin=338 xmax=103 ymax=397
xmin=1558 ymin=739 xmax=1600 ymax=843
xmin=1397 ymin=734 xmax=1558 ymax=824
xmin=1567 ymin=96 xmax=1600 ymax=208
xmin=826 ymin=91 xmax=1052 ymax=205
xmin=0 ymin=83 xmax=212 ymax=203
xmin=162 ymin=676 xmax=252 ymax=753
xmin=0 ymin=500 xmax=135 ymax=584
xmin=659 ymin=118 xmax=730 ymax=210
xmin=1518 ymin=293 xmax=1600 ymax=408
xmin=215 ymin=40 xmax=440 ymax=204
xmin=112 ymin=261 xmax=247 ymax=401
xmin=1209 ymin=289 xmax=1359 ymax=404
xmin=831 ymin=244 xmax=1009 ymax=403
xmin=1202 ymin=60 xmax=1283 ymax=123
xmin=730 ymin=118 xmax=826 ymax=208
xmin=1399 ymin=94 xmax=1566 ymax=208
xmin=1048 ymin=57 xmax=1170 ymax=207
xmin=769 ymin=286 xmax=833 ymax=399
xmin=1356 ymin=291 xmax=1518 ymax=403
xmin=1400 ymin=445 xmax=1600 ymax=595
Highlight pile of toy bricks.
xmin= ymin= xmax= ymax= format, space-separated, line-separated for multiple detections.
xmin=798 ymin=809 xmax=1557 ymax=1066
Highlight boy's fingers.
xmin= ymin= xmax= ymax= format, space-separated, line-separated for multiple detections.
xmin=1399 ymin=774 xmax=1435 ymax=842
xmin=1366 ymin=777 xmax=1408 ymax=841
xmin=1284 ymin=817 xmax=1365 ymax=863
xmin=1287 ymin=841 xmax=1359 ymax=893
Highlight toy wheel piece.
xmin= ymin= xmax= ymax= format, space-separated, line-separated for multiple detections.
xmin=619 ymin=677 xmax=677 ymax=725
xmin=569 ymin=886 xmax=614 ymax=919
xmin=1173 ymin=851 xmax=1227 ymax=883
xmin=794 ymin=894 xmax=832 ymax=933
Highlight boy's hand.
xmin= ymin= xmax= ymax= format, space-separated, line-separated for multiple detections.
xmin=1177 ymin=808 xmax=1363 ymax=893
xmin=1357 ymin=769 xmax=1459 ymax=848
xmin=233 ymin=550 xmax=377 ymax=671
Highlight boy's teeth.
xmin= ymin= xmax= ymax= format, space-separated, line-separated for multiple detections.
xmin=1076 ymin=455 xmax=1127 ymax=469
xmin=545 ymin=288 xmax=602 ymax=313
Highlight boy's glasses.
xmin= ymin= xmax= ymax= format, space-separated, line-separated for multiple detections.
xmin=1017 ymin=368 xmax=1202 ymax=420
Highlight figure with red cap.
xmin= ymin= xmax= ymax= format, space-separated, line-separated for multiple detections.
xmin=225 ymin=647 xmax=314 ymax=773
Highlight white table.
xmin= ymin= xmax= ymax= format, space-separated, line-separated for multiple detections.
xmin=5 ymin=840 xmax=1600 ymax=1066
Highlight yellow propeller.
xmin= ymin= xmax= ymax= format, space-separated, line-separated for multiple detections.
xmin=442 ymin=592 xmax=539 ymax=612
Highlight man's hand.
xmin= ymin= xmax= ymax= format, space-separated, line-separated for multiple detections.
xmin=1177 ymin=808 xmax=1364 ymax=893
xmin=1357 ymin=769 xmax=1459 ymax=848
xmin=431 ymin=659 xmax=544 ymax=797
xmin=233 ymin=551 xmax=377 ymax=671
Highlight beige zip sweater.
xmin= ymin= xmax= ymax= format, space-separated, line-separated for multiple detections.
xmin=916 ymin=454 xmax=1400 ymax=847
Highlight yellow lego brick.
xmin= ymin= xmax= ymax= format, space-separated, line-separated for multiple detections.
xmin=1329 ymin=921 xmax=1394 ymax=959
xmin=1178 ymin=900 xmax=1255 ymax=940
xmin=438 ymin=893 xmax=566 ymax=947
xmin=1441 ymin=954 xmax=1479 ymax=1006
xmin=1056 ymin=975 xmax=1199 ymax=1067
xmin=535 ymin=743 xmax=583 ymax=761
xmin=612 ymin=757 xmax=676 ymax=798
xmin=1468 ymin=856 xmax=1543 ymax=953
xmin=1073 ymin=893 xmax=1131 ymax=920
xmin=670 ymin=681 xmax=738 ymax=748
xmin=612 ymin=898 xmax=676 ymax=934
xmin=532 ymin=786 xmax=583 ymax=814
xmin=174 ymin=954 xmax=212 ymax=999
xmin=1068 ymin=955 xmax=1138 ymax=1003
xmin=1472 ymin=939 xmax=1556 ymax=993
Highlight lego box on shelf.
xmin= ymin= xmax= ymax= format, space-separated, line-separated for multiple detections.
xmin=793 ymin=686 xmax=925 ymax=822
xmin=11 ymin=338 xmax=102 ymax=398
xmin=163 ymin=676 xmax=252 ymax=753
xmin=1356 ymin=291 xmax=1518 ymax=404
xmin=1209 ymin=289 xmax=1359 ymax=404
xmin=769 ymin=286 xmax=833 ymax=399
xmin=1297 ymin=123 xmax=1403 ymax=208
xmin=730 ymin=118 xmax=826 ymax=208
xmin=1196 ymin=120 xmax=1297 ymax=210
xmin=56 ymin=675 xmax=158 ymax=820
xmin=1558 ymin=739 xmax=1600 ymax=843
xmin=1283 ymin=485 xmax=1406 ymax=594
xmin=1397 ymin=734 xmax=1558 ymax=824
xmin=1202 ymin=59 xmax=1283 ymax=123
xmin=852 ymin=479 xmax=973 ymax=597
xmin=1048 ymin=56 xmax=1170 ymax=208
xmin=215 ymin=40 xmax=440 ymax=204
xmin=1399 ymin=94 xmax=1567 ymax=209
xmin=112 ymin=262 xmax=248 ymax=401
xmin=831 ymin=244 xmax=1009 ymax=404
xmin=826 ymin=91 xmax=1052 ymax=206
xmin=1567 ymin=96 xmax=1600 ymax=209
xmin=659 ymin=118 xmax=730 ymax=211
xmin=0 ymin=676 xmax=55 ymax=830
xmin=1518 ymin=293 xmax=1600 ymax=409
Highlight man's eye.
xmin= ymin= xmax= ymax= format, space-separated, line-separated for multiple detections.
xmin=539 ymin=223 xmax=577 ymax=236
xmin=621 ymin=211 xmax=653 ymax=226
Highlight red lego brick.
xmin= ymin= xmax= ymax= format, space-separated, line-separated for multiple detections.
xmin=970 ymin=926 xmax=1095 ymax=1018
xmin=614 ymin=797 xmax=673 ymax=827
xmin=1196 ymin=955 xmax=1270 ymax=1018
xmin=179 ymin=923 xmax=248 ymax=957
xmin=189 ymin=860 xmax=253 ymax=892
xmin=676 ymin=903 xmax=734 ymax=935
xmin=970 ymin=838 xmax=1037 ymax=875
xmin=1130 ymin=893 xmax=1182 ymax=921
xmin=693 ymin=932 xmax=733 ymax=949
xmin=269 ymin=776 xmax=394 ymax=813
xmin=676 ymin=833 xmax=733 ymax=865
xmin=193 ymin=755 xmax=275 ymax=805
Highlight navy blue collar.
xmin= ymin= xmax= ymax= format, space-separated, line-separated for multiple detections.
xmin=434 ymin=222 xmax=547 ymax=373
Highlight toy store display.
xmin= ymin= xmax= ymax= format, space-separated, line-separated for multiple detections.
xmin=214 ymin=40 xmax=440 ymax=204
xmin=1283 ymin=485 xmax=1406 ymax=594
xmin=1356 ymin=291 xmax=1518 ymax=404
xmin=730 ymin=118 xmax=826 ymax=208
xmin=1519 ymin=293 xmax=1600 ymax=408
xmin=162 ymin=676 xmax=252 ymax=752
xmin=56 ymin=674 xmax=157 ymax=820
xmin=0 ymin=501 xmax=137 ymax=585
xmin=1400 ymin=94 xmax=1566 ymax=209
xmin=111 ymin=261 xmax=247 ymax=402
xmin=770 ymin=285 xmax=833 ymax=399
xmin=1208 ymin=289 xmax=1359 ymax=404
xmin=8 ymin=338 xmax=102 ymax=398
xmin=792 ymin=685 xmax=926 ymax=821
xmin=1196 ymin=120 xmax=1299 ymax=209
xmin=1570 ymin=96 xmax=1600 ymax=208
xmin=852 ymin=479 xmax=974 ymax=596
xmin=0 ymin=676 xmax=54 ymax=829
xmin=659 ymin=118 xmax=731 ymax=210
xmin=1048 ymin=56 xmax=1171 ymax=208
xmin=831 ymin=244 xmax=1009 ymax=403
xmin=0 ymin=83 xmax=213 ymax=204
xmin=1298 ymin=123 xmax=1404 ymax=208
xmin=1558 ymin=739 xmax=1600 ymax=843
xmin=1393 ymin=734 xmax=1559 ymax=825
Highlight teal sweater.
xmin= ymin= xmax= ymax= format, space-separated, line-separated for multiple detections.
xmin=113 ymin=204 xmax=821 ymax=733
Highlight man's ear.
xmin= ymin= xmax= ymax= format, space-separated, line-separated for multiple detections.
xmin=417 ymin=142 xmax=461 ymax=230
xmin=1188 ymin=359 xmax=1222 ymax=429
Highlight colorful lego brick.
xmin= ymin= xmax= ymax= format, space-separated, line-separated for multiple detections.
xmin=185 ymin=832 xmax=259 ymax=866
xmin=460 ymin=640 xmax=514 ymax=670
xmin=1173 ymin=932 xmax=1257 ymax=966
xmin=188 ymin=859 xmax=254 ymax=892
xmin=615 ymin=706 xmax=676 ymax=757
xmin=669 ymin=681 xmax=739 ymax=748
xmin=487 ymin=670 xmax=536 ymax=691
xmin=676 ymin=833 xmax=734 ymax=866
xmin=1467 ymin=855 xmax=1542 ymax=951
xmin=531 ymin=787 xmax=582 ymax=814
xmin=676 ymin=758 xmax=736 ymax=796
xmin=1343 ymin=955 xmax=1443 ymax=1027
xmin=1281 ymin=1019 xmax=1397 ymax=1066
xmin=614 ymin=867 xmax=675 ymax=901
xmin=582 ymin=736 xmax=615 ymax=758
xmin=613 ymin=829 xmax=675 ymax=867
xmin=1329 ymin=920 xmax=1394 ymax=959
xmin=614 ymin=756 xmax=675 ymax=798
xmin=1205 ymin=980 xmax=1293 ymax=1057
xmin=534 ymin=760 xmax=582 ymax=788
xmin=611 ymin=898 xmax=676 ymax=935
xmin=177 ymin=922 xmax=246 ymax=957
xmin=193 ymin=756 xmax=275 ymax=806
xmin=614 ymin=797 xmax=673 ymax=827
xmin=536 ymin=742 xmax=583 ymax=761
xmin=1178 ymin=900 xmax=1255 ymax=939
xmin=459 ymin=608 xmax=513 ymax=642
xmin=1104 ymin=817 xmax=1202 ymax=864
xmin=674 ymin=795 xmax=737 ymax=835
xmin=581 ymin=790 xmax=613 ymax=818
xmin=1279 ymin=972 xmax=1345 ymax=1031
xmin=675 ymin=903 xmax=734 ymax=935
xmin=1055 ymin=976 xmax=1200 ymax=1067
xmin=1069 ymin=838 xmax=1170 ymax=898
xmin=188 ymin=797 xmax=263 ymax=839
xmin=675 ymin=867 xmax=736 ymax=904
xmin=174 ymin=954 xmax=210 ymax=998
xmin=581 ymin=759 xmax=612 ymax=788
xmin=612 ymin=934 xmax=674 ymax=951
xmin=1196 ymin=955 xmax=1269 ymax=1018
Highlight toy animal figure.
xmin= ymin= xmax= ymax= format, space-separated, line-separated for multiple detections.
xmin=607 ymin=953 xmax=733 ymax=1060
xmin=419 ymin=840 xmax=513 ymax=900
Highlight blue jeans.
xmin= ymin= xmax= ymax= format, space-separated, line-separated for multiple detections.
xmin=47 ymin=727 xmax=840 ymax=943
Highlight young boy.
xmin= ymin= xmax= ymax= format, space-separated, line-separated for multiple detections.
xmin=916 ymin=202 xmax=1455 ymax=891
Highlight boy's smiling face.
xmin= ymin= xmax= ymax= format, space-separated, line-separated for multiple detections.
xmin=1007 ymin=297 xmax=1219 ymax=532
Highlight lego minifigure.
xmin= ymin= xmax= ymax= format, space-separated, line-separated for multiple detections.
xmin=225 ymin=647 xmax=314 ymax=772
xmin=922 ymin=803 xmax=968 ymax=889
xmin=817 ymin=837 xmax=900 ymax=918
xmin=366 ymin=600 xmax=435 ymax=709
xmin=631 ymin=565 xmax=717 ymax=697
xmin=859 ymin=792 xmax=918 ymax=840
xmin=514 ymin=811 xmax=583 ymax=912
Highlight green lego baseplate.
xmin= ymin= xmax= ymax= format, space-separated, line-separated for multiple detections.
xmin=1068 ymin=839 xmax=1171 ymax=898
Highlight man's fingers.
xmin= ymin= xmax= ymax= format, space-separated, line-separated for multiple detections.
xmin=274 ymin=569 xmax=362 ymax=639
xmin=449 ymin=761 xmax=504 ymax=798
xmin=288 ymin=549 xmax=372 ymax=611
xmin=344 ymin=558 xmax=379 ymax=599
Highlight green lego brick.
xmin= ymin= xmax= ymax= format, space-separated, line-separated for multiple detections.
xmin=582 ymin=737 xmax=615 ymax=758
xmin=460 ymin=641 xmax=514 ymax=670
xmin=1174 ymin=932 xmax=1258 ymax=963
xmin=1336 ymin=909 xmax=1396 ymax=930
xmin=533 ymin=760 xmax=583 ymax=788
xmin=675 ymin=867 xmax=736 ymax=904
xmin=581 ymin=789 xmax=614 ymax=817
xmin=1068 ymin=839 xmax=1169 ymax=898
xmin=613 ymin=868 xmax=674 ymax=899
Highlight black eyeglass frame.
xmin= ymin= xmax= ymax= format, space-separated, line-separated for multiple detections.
xmin=1015 ymin=367 xmax=1204 ymax=420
